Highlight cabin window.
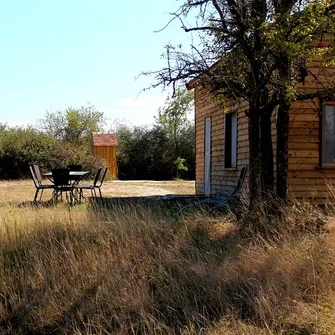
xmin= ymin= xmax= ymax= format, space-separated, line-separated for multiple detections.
xmin=322 ymin=105 xmax=335 ymax=166
xmin=225 ymin=112 xmax=237 ymax=168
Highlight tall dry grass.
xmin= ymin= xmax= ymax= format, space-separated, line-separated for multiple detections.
xmin=0 ymin=192 xmax=335 ymax=334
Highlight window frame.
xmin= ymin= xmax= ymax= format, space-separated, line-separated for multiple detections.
xmin=204 ymin=117 xmax=212 ymax=195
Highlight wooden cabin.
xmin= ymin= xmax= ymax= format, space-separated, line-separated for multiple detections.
xmin=188 ymin=40 xmax=335 ymax=203
xmin=92 ymin=133 xmax=118 ymax=179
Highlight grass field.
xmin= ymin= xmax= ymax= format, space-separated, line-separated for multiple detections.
xmin=0 ymin=179 xmax=335 ymax=334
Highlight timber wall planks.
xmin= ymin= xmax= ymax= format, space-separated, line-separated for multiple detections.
xmin=194 ymin=43 xmax=335 ymax=202
xmin=287 ymin=48 xmax=335 ymax=201
xmin=93 ymin=146 xmax=118 ymax=179
xmin=195 ymin=86 xmax=249 ymax=195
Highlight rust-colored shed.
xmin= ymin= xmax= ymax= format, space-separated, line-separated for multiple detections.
xmin=92 ymin=133 xmax=118 ymax=179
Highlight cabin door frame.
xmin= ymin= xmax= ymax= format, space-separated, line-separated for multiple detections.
xmin=204 ymin=118 xmax=211 ymax=196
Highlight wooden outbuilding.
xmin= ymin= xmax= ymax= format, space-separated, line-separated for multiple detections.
xmin=187 ymin=39 xmax=335 ymax=203
xmin=92 ymin=133 xmax=118 ymax=179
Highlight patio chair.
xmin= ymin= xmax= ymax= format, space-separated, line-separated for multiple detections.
xmin=51 ymin=168 xmax=73 ymax=203
xmin=95 ymin=167 xmax=108 ymax=199
xmin=33 ymin=164 xmax=44 ymax=184
xmin=73 ymin=167 xmax=102 ymax=202
xmin=30 ymin=165 xmax=55 ymax=202
xmin=67 ymin=164 xmax=83 ymax=189
xmin=179 ymin=166 xmax=247 ymax=214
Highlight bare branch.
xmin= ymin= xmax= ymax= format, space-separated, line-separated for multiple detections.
xmin=184 ymin=26 xmax=226 ymax=33
xmin=211 ymin=0 xmax=227 ymax=27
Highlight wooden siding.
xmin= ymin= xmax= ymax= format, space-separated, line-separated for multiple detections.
xmin=287 ymin=49 xmax=335 ymax=201
xmin=93 ymin=146 xmax=118 ymax=179
xmin=195 ymin=86 xmax=249 ymax=196
xmin=194 ymin=44 xmax=335 ymax=202
xmin=288 ymin=99 xmax=335 ymax=202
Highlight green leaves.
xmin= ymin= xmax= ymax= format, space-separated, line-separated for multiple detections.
xmin=155 ymin=88 xmax=194 ymax=138
xmin=40 ymin=104 xmax=106 ymax=145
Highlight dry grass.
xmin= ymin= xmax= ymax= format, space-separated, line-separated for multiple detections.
xmin=0 ymin=180 xmax=335 ymax=334
xmin=0 ymin=179 xmax=195 ymax=205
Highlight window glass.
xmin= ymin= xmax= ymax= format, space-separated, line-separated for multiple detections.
xmin=231 ymin=113 xmax=237 ymax=167
xmin=323 ymin=105 xmax=335 ymax=165
xmin=225 ymin=112 xmax=237 ymax=168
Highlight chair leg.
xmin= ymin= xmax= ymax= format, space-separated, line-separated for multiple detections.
xmin=94 ymin=188 xmax=100 ymax=201
xmin=54 ymin=189 xmax=62 ymax=202
xmin=68 ymin=191 xmax=73 ymax=205
xmin=34 ymin=189 xmax=39 ymax=202
xmin=80 ymin=189 xmax=85 ymax=201
xmin=72 ymin=188 xmax=78 ymax=202
xmin=98 ymin=188 xmax=102 ymax=199
xmin=76 ymin=189 xmax=82 ymax=203
xmin=52 ymin=189 xmax=58 ymax=204
xmin=40 ymin=189 xmax=44 ymax=201
xmin=70 ymin=189 xmax=76 ymax=204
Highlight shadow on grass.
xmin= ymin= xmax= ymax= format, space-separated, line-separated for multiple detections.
xmin=0 ymin=196 xmax=322 ymax=334
xmin=17 ymin=199 xmax=56 ymax=208
xmin=87 ymin=194 xmax=213 ymax=220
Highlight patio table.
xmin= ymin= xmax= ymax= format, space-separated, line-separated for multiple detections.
xmin=43 ymin=171 xmax=89 ymax=203
xmin=43 ymin=171 xmax=89 ymax=180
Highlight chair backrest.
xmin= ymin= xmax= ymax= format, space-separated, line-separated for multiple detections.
xmin=67 ymin=164 xmax=82 ymax=171
xmin=52 ymin=168 xmax=70 ymax=187
xmin=92 ymin=168 xmax=102 ymax=186
xmin=30 ymin=165 xmax=39 ymax=188
xmin=231 ymin=166 xmax=247 ymax=197
xmin=33 ymin=164 xmax=43 ymax=184
xmin=97 ymin=167 xmax=108 ymax=187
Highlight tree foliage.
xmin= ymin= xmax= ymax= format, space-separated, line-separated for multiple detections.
xmin=113 ymin=120 xmax=195 ymax=180
xmin=0 ymin=107 xmax=105 ymax=179
xmin=155 ymin=88 xmax=194 ymax=177
xmin=0 ymin=125 xmax=104 ymax=179
xmin=40 ymin=105 xmax=106 ymax=145
xmin=156 ymin=88 xmax=194 ymax=150
xmin=0 ymin=99 xmax=196 ymax=180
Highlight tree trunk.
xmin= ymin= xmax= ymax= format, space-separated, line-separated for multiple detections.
xmin=260 ymin=109 xmax=274 ymax=194
xmin=276 ymin=102 xmax=290 ymax=202
xmin=276 ymin=57 xmax=291 ymax=204
xmin=248 ymin=107 xmax=262 ymax=208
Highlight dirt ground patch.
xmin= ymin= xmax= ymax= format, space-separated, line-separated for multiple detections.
xmin=103 ymin=180 xmax=195 ymax=197
xmin=0 ymin=179 xmax=195 ymax=205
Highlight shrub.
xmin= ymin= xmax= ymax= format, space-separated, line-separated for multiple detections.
xmin=115 ymin=123 xmax=195 ymax=180
xmin=0 ymin=126 xmax=103 ymax=179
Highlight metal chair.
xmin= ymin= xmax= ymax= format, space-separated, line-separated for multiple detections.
xmin=95 ymin=167 xmax=108 ymax=199
xmin=51 ymin=168 xmax=73 ymax=203
xmin=33 ymin=165 xmax=44 ymax=184
xmin=66 ymin=165 xmax=83 ymax=195
xmin=30 ymin=165 xmax=55 ymax=202
xmin=73 ymin=168 xmax=102 ymax=202
xmin=179 ymin=166 xmax=247 ymax=214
